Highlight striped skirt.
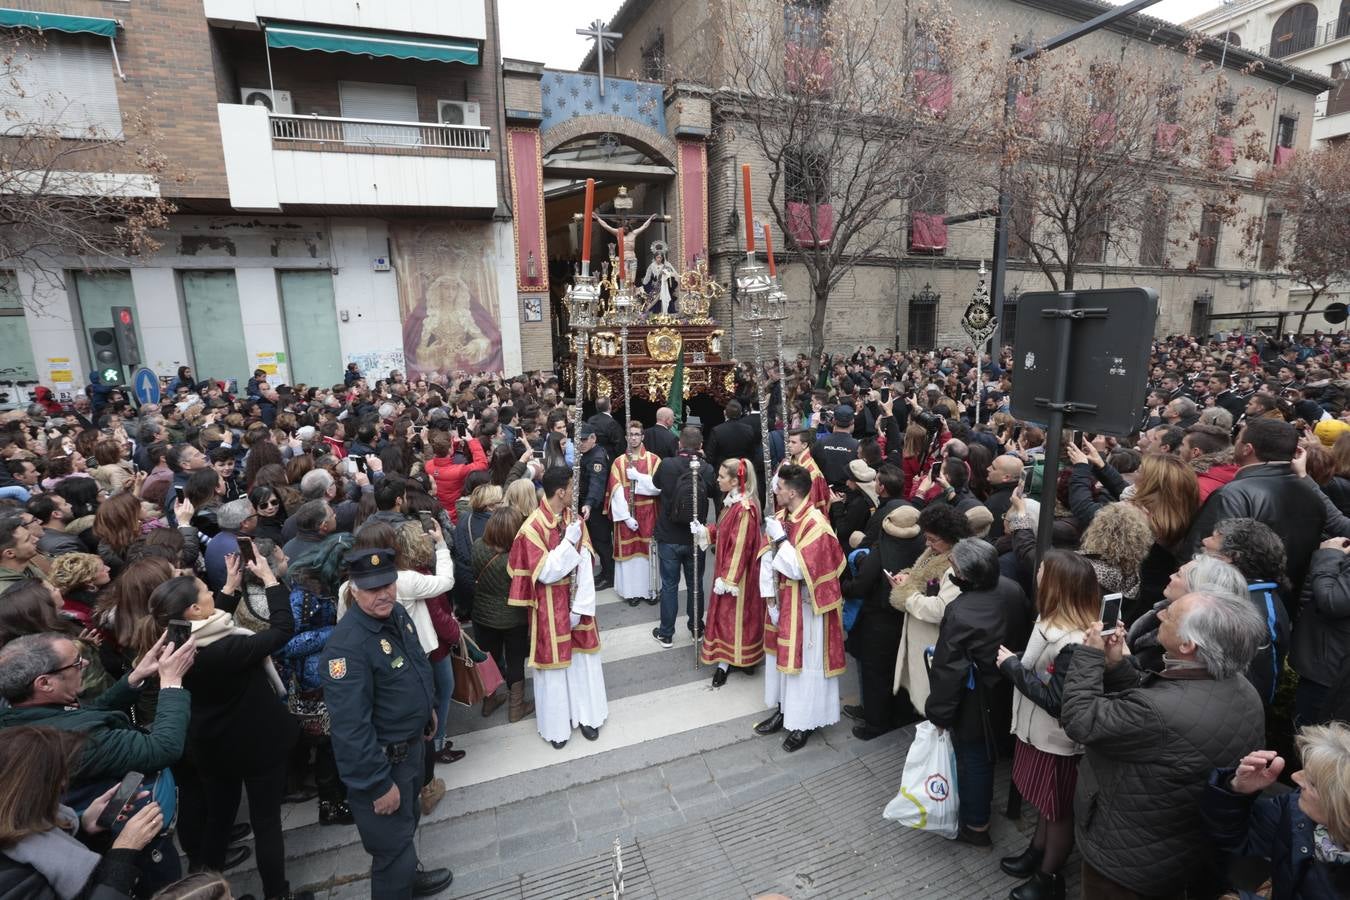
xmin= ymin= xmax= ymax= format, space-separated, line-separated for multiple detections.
xmin=1011 ymin=739 xmax=1080 ymax=822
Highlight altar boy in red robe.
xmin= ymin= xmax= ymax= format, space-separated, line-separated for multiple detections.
xmin=752 ymin=464 xmax=846 ymax=752
xmin=693 ymin=458 xmax=766 ymax=686
xmin=607 ymin=420 xmax=661 ymax=606
xmin=507 ymin=466 xmax=608 ymax=749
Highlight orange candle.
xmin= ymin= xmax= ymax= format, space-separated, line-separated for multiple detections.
xmin=617 ymin=227 xmax=625 ymax=280
xmin=580 ymin=178 xmax=595 ymax=264
xmin=764 ymin=222 xmax=777 ymax=277
xmin=742 ymin=164 xmax=755 ymax=252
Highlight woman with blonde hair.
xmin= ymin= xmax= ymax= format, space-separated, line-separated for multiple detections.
xmin=995 ymin=551 xmax=1103 ymax=898
xmin=1077 ymin=502 xmax=1152 ymax=601
xmin=1203 ymin=721 xmax=1350 ymax=897
xmin=47 ymin=553 xmax=111 ymax=628
xmin=503 ymin=477 xmax=539 ymax=520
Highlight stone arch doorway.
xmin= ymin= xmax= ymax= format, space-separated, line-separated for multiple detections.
xmin=541 ymin=128 xmax=678 ymax=364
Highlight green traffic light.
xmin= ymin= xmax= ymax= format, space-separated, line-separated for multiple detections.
xmin=102 ymin=368 xmax=120 ymax=384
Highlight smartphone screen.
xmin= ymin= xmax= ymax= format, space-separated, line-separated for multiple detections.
xmin=166 ymin=619 xmax=192 ymax=651
xmin=930 ymin=461 xmax=942 ymax=481
xmin=174 ymin=485 xmax=185 ymax=503
xmin=1012 ymin=424 xmax=1024 ymax=442
xmin=96 ymin=771 xmax=144 ymax=831
xmin=354 ymin=455 xmax=367 ymax=473
xmin=1071 ymin=430 xmax=1083 ymax=446
xmin=1021 ymin=467 xmax=1035 ymax=494
xmin=1101 ymin=593 xmax=1123 ymax=630
xmin=236 ymin=537 xmax=256 ymax=567
xmin=880 ymin=388 xmax=890 ymax=402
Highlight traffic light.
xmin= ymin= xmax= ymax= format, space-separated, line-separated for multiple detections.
xmin=111 ymin=305 xmax=140 ymax=367
xmin=90 ymin=328 xmax=123 ymax=386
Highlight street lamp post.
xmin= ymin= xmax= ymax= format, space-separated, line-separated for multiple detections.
xmin=563 ymin=269 xmax=602 ymax=517
xmin=738 ymin=255 xmax=776 ymax=514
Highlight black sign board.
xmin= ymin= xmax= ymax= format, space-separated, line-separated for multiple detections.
xmin=1009 ymin=288 xmax=1158 ymax=437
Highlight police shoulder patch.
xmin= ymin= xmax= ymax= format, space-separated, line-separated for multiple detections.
xmin=593 ymin=462 xmax=603 ymax=472
xmin=328 ymin=657 xmax=347 ymax=679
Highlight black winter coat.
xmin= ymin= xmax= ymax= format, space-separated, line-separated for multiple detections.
xmin=1202 ymin=770 xmax=1350 ymax=900
xmin=924 ymin=576 xmax=1034 ymax=742
xmin=0 ymin=848 xmax=139 ymax=900
xmin=182 ymin=583 xmax=299 ymax=774
xmin=1292 ymin=547 xmax=1350 ymax=688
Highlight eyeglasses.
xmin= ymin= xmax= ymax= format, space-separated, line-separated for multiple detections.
xmin=46 ymin=656 xmax=90 ymax=676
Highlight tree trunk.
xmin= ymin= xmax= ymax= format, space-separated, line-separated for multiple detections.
xmin=1296 ymin=287 xmax=1325 ymax=337
xmin=1063 ymin=266 xmax=1075 ymax=292
xmin=810 ymin=285 xmax=829 ymax=368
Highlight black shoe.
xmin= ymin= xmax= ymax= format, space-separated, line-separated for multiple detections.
xmin=412 ymin=866 xmax=454 ymax=897
xmin=738 ymin=665 xmax=757 ymax=677
xmin=645 ymin=597 xmax=659 ymax=606
xmin=319 ymin=800 xmax=354 ymax=826
xmin=550 ymin=739 xmax=568 ymax=749
xmin=625 ymin=597 xmax=641 ymax=607
xmin=222 ymin=845 xmax=252 ymax=872
xmin=711 ymin=667 xmax=728 ymax=688
xmin=580 ymin=724 xmax=600 ymax=741
xmin=595 ymin=576 xmax=613 ymax=591
xmin=1010 ymin=870 xmax=1064 ymax=900
xmin=1000 ymin=841 xmax=1044 ymax=878
xmin=754 ymin=708 xmax=784 ymax=736
xmin=781 ymin=729 xmax=810 ymax=752
xmin=229 ymin=822 xmax=252 ymax=844
xmin=842 ymin=704 xmax=866 ymax=722
xmin=954 ymin=825 xmax=993 ymax=848
xmin=851 ymin=723 xmax=887 ymax=741
xmin=434 ymin=745 xmax=466 ymax=764
xmin=651 ymin=627 xmax=673 ymax=649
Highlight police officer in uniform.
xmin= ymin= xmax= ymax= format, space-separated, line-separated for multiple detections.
xmin=322 ymin=548 xmax=453 ymax=899
xmin=577 ymin=424 xmax=613 ymax=589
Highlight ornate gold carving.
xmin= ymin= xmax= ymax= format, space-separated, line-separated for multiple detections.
xmin=645 ymin=327 xmax=683 ymax=361
xmin=724 ymin=370 xmax=736 ymax=394
xmin=677 ymin=258 xmax=724 ymax=321
xmin=593 ymin=373 xmax=614 ymax=400
xmin=646 ymin=364 xmax=675 ymax=401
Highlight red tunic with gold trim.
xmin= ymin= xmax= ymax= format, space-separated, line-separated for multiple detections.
xmin=506 ymin=500 xmax=599 ymax=670
xmin=699 ymin=493 xmax=767 ymax=667
xmin=607 ymin=448 xmax=660 ymax=561
xmin=770 ymin=500 xmax=847 ymax=677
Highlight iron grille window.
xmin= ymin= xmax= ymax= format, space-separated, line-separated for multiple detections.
xmin=908 ymin=285 xmax=938 ymax=350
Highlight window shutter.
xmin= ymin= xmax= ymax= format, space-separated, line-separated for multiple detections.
xmin=338 ymin=81 xmax=419 ymax=145
xmin=7 ymin=34 xmax=122 ymax=138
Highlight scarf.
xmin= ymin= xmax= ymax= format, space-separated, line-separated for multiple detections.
xmin=1314 ymin=824 xmax=1350 ymax=865
xmin=1188 ymin=447 xmax=1235 ymax=475
xmin=191 ymin=610 xmax=286 ymax=696
xmin=2 ymin=807 xmax=99 ymax=899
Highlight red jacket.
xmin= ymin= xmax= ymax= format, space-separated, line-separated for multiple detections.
xmin=425 ymin=438 xmax=488 ymax=522
xmin=1196 ymin=463 xmax=1239 ymax=502
xmin=322 ymin=435 xmax=347 ymax=460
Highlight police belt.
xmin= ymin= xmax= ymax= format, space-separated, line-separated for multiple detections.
xmin=383 ymin=739 xmax=415 ymax=762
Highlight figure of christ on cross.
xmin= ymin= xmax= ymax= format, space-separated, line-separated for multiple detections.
xmin=592 ymin=210 xmax=658 ymax=289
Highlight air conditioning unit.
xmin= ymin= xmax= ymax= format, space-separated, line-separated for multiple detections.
xmin=239 ymin=88 xmax=294 ymax=114
xmin=437 ymin=100 xmax=480 ymax=127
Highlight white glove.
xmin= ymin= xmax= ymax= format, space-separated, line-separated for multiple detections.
xmin=565 ymin=520 xmax=583 ymax=545
xmin=691 ymin=522 xmax=710 ymax=550
xmin=627 ymin=467 xmax=639 ymax=480
xmin=764 ymin=517 xmax=787 ymax=543
xmin=625 ymin=518 xmax=639 ymax=532
xmin=569 ymin=611 xmax=581 ymax=628
xmin=768 ymin=603 xmax=781 ymax=625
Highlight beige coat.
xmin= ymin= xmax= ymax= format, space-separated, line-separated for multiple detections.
xmin=92 ymin=460 xmax=134 ymax=495
xmin=890 ymin=556 xmax=960 ymax=712
xmin=1010 ymin=620 xmax=1086 ymax=757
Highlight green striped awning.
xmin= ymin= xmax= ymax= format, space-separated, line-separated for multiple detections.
xmin=0 ymin=8 xmax=119 ymax=37
xmin=264 ymin=22 xmax=479 ymax=65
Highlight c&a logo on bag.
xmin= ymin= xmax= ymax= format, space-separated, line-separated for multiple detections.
xmin=925 ymin=773 xmax=950 ymax=802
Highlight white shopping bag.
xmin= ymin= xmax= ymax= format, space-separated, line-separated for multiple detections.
xmin=882 ymin=721 xmax=960 ymax=839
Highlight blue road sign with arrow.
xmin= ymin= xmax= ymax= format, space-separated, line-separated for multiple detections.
xmin=132 ymin=368 xmax=161 ymax=405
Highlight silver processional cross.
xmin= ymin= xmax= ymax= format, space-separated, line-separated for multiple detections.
xmin=577 ymin=17 xmax=622 ymax=97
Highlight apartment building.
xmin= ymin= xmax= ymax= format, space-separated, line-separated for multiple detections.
xmin=588 ymin=0 xmax=1334 ymax=354
xmin=1188 ymin=0 xmax=1350 ymax=148
xmin=0 ymin=0 xmax=548 ymax=400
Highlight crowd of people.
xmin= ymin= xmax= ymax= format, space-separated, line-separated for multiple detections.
xmin=0 ymin=327 xmax=1347 ymax=899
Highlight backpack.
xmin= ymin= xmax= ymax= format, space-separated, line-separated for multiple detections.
xmin=666 ymin=458 xmax=707 ymax=526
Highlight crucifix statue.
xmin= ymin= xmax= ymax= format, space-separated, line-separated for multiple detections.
xmin=592 ymin=188 xmax=665 ymax=289
xmin=577 ymin=17 xmax=622 ymax=97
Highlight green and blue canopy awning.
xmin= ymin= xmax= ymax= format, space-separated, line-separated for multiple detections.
xmin=264 ymin=22 xmax=479 ymax=65
xmin=0 ymin=7 xmax=124 ymax=76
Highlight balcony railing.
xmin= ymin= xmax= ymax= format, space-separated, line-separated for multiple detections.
xmin=1259 ymin=19 xmax=1350 ymax=58
xmin=268 ymin=113 xmax=491 ymax=152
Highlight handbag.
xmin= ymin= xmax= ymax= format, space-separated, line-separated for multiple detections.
xmin=450 ymin=632 xmax=505 ymax=706
xmin=287 ymin=681 xmax=331 ymax=737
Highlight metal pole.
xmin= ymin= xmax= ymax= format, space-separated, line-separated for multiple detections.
xmin=572 ymin=334 xmax=586 ymax=518
xmin=755 ymin=329 xmax=775 ymax=515
xmin=690 ymin=454 xmax=703 ymax=668
xmin=1034 ymin=293 xmax=1075 ymax=564
xmin=620 ymin=324 xmax=631 ymax=422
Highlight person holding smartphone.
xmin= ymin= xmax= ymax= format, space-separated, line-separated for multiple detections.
xmin=994 ymin=551 xmax=1103 ymax=897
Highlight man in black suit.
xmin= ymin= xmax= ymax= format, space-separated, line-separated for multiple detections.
xmin=644 ymin=406 xmax=679 ymax=459
xmin=586 ymin=397 xmax=625 ymax=464
xmin=706 ymin=400 xmax=760 ymax=508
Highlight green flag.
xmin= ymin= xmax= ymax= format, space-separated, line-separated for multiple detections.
xmin=669 ymin=344 xmax=684 ymax=429
xmin=816 ymin=352 xmax=831 ymax=389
